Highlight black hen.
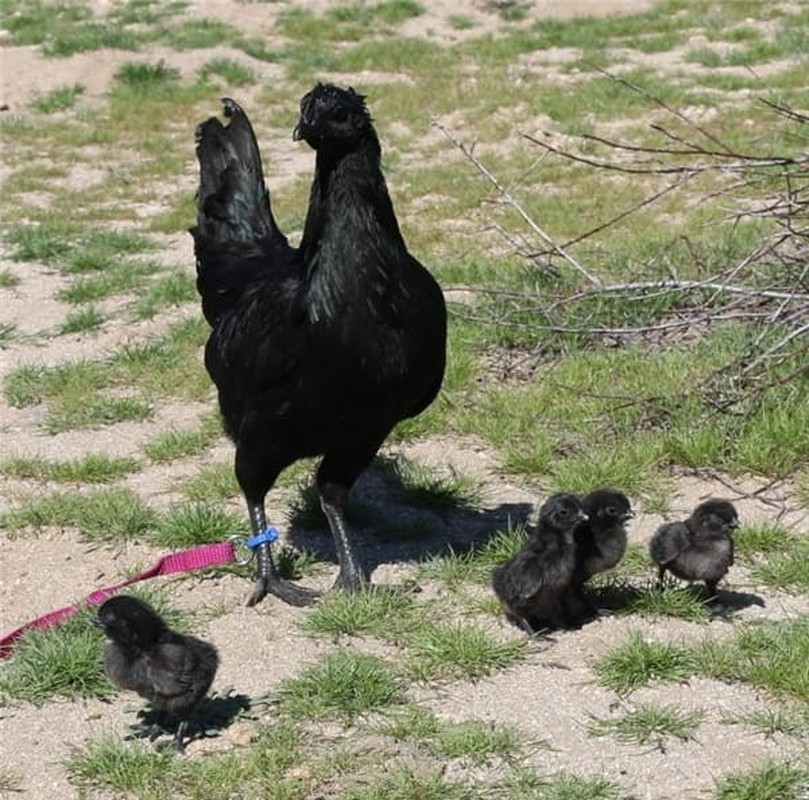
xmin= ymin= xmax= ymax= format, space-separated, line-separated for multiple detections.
xmin=649 ymin=499 xmax=739 ymax=599
xmin=191 ymin=86 xmax=447 ymax=606
xmin=95 ymin=595 xmax=219 ymax=751
xmin=563 ymin=488 xmax=634 ymax=622
xmin=491 ymin=493 xmax=587 ymax=634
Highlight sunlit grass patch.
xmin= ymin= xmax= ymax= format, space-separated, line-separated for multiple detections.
xmin=278 ymin=650 xmax=405 ymax=720
xmin=0 ymin=453 xmax=139 ymax=484
xmin=692 ymin=618 xmax=809 ymax=702
xmin=198 ymin=57 xmax=255 ymax=87
xmin=142 ymin=426 xmax=214 ymax=463
xmin=180 ymin=461 xmax=240 ymax=502
xmin=594 ymin=633 xmax=695 ymax=695
xmin=713 ymin=761 xmax=809 ymax=800
xmin=66 ymin=722 xmax=307 ymax=797
xmin=622 ymin=584 xmax=712 ymax=622
xmin=587 ymin=702 xmax=703 ymax=751
xmin=749 ymin=543 xmax=809 ymax=594
xmin=1 ymin=487 xmax=157 ymax=543
xmin=152 ymin=503 xmax=244 ymax=548
xmin=404 ymin=621 xmax=527 ymax=681
xmin=301 ymin=587 xmax=418 ymax=638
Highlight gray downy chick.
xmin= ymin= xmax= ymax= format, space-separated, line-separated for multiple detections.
xmin=95 ymin=595 xmax=219 ymax=751
xmin=563 ymin=488 xmax=634 ymax=622
xmin=649 ymin=499 xmax=739 ymax=599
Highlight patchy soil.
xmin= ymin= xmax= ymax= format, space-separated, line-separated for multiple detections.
xmin=0 ymin=1 xmax=807 ymax=799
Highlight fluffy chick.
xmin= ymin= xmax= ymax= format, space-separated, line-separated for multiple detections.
xmin=563 ymin=489 xmax=634 ymax=622
xmin=492 ymin=493 xmax=587 ymax=634
xmin=95 ymin=595 xmax=219 ymax=751
xmin=649 ymin=499 xmax=739 ymax=599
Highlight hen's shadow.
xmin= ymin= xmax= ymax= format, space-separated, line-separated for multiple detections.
xmin=285 ymin=454 xmax=534 ymax=579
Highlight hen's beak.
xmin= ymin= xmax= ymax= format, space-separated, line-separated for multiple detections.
xmin=292 ymin=123 xmax=302 ymax=142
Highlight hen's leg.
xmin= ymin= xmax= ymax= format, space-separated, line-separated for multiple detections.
xmin=236 ymin=449 xmax=319 ymax=607
xmin=317 ymin=451 xmax=375 ymax=593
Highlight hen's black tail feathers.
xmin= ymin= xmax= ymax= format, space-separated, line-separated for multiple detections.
xmin=192 ymin=98 xmax=298 ymax=325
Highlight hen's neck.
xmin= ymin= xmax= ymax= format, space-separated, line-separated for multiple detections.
xmin=301 ymin=135 xmax=403 ymax=260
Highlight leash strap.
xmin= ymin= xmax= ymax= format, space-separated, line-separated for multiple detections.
xmin=0 ymin=539 xmax=237 ymax=660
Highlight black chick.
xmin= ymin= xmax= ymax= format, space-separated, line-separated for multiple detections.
xmin=649 ymin=499 xmax=739 ymax=599
xmin=563 ymin=488 xmax=634 ymax=621
xmin=95 ymin=595 xmax=219 ymax=751
xmin=192 ymin=87 xmax=447 ymax=607
xmin=491 ymin=493 xmax=588 ymax=634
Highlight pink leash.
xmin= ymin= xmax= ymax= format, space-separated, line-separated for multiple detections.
xmin=0 ymin=540 xmax=237 ymax=660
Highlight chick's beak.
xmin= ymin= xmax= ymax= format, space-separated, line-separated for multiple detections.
xmin=91 ymin=615 xmax=104 ymax=630
xmin=292 ymin=122 xmax=303 ymax=141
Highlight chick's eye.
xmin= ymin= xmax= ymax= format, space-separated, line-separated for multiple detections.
xmin=333 ymin=106 xmax=349 ymax=123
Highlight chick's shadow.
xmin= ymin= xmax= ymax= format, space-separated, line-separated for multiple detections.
xmin=130 ymin=691 xmax=255 ymax=744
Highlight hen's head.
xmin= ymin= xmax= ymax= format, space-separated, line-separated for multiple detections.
xmin=294 ymin=83 xmax=373 ymax=151
xmin=94 ymin=595 xmax=167 ymax=650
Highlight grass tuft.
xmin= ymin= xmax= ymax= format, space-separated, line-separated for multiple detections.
xmin=587 ymin=702 xmax=703 ymax=751
xmin=405 ymin=621 xmax=526 ymax=681
xmin=594 ymin=633 xmax=694 ymax=695
xmin=278 ymin=650 xmax=405 ymax=720
xmin=301 ymin=587 xmax=418 ymax=638
xmin=714 ymin=761 xmax=809 ymax=800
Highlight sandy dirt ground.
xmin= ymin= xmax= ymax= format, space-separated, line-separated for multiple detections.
xmin=0 ymin=1 xmax=807 ymax=798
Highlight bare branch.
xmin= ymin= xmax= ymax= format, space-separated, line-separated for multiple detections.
xmin=432 ymin=114 xmax=603 ymax=287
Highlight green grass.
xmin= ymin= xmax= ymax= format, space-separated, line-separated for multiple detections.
xmin=726 ymin=706 xmax=809 ymax=740
xmin=587 ymin=702 xmax=703 ymax=751
xmin=0 ymin=607 xmax=111 ymax=704
xmin=405 ymin=621 xmax=527 ymax=681
xmin=594 ymin=633 xmax=695 ymax=695
xmin=623 ymin=585 xmax=712 ymax=622
xmin=301 ymin=587 xmax=418 ymax=638
xmin=142 ymin=426 xmax=213 ymax=462
xmin=713 ymin=761 xmax=809 ymax=800
xmin=0 ymin=453 xmax=139 ymax=483
xmin=692 ymin=618 xmax=809 ymax=702
xmin=66 ymin=722 xmax=308 ymax=798
xmin=343 ymin=768 xmax=468 ymax=800
xmin=152 ymin=503 xmax=244 ymax=547
xmin=278 ymin=650 xmax=405 ymax=720
xmin=374 ymin=704 xmax=521 ymax=764
xmin=749 ymin=544 xmax=809 ymax=594
xmin=180 ymin=461 xmax=240 ymax=502
xmin=379 ymin=455 xmax=484 ymax=509
xmin=1 ymin=487 xmax=157 ymax=543
xmin=31 ymin=83 xmax=85 ymax=113
xmin=417 ymin=523 xmax=528 ymax=588
xmin=0 ymin=589 xmax=181 ymax=705
xmin=60 ymin=305 xmax=105 ymax=334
